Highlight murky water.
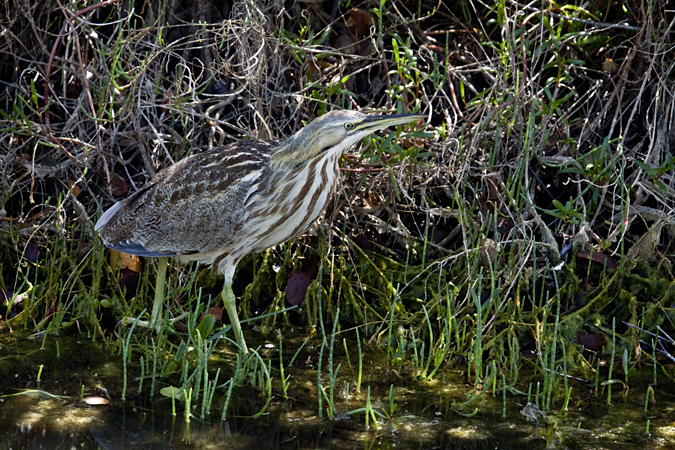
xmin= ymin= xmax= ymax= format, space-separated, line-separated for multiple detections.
xmin=0 ymin=334 xmax=673 ymax=449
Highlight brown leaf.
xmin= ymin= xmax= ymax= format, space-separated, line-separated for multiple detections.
xmin=305 ymin=56 xmax=321 ymax=80
xmin=602 ymin=58 xmax=619 ymax=75
xmin=579 ymin=333 xmax=606 ymax=351
xmin=577 ymin=251 xmax=617 ymax=269
xmin=67 ymin=179 xmax=81 ymax=197
xmin=286 ymin=269 xmax=313 ymax=306
xmin=345 ymin=8 xmax=373 ymax=37
xmin=200 ymin=306 xmax=223 ymax=322
xmin=109 ymin=176 xmax=129 ymax=197
xmin=24 ymin=243 xmax=40 ymax=263
xmin=478 ymin=238 xmax=496 ymax=268
xmin=117 ymin=138 xmax=136 ymax=148
xmin=353 ymin=234 xmax=373 ymax=251
xmin=118 ymin=268 xmax=139 ymax=299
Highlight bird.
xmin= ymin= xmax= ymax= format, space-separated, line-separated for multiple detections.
xmin=95 ymin=110 xmax=426 ymax=354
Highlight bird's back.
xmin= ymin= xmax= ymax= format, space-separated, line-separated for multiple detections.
xmin=96 ymin=140 xmax=276 ymax=259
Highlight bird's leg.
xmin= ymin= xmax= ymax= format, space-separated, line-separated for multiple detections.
xmin=222 ymin=281 xmax=248 ymax=354
xmin=148 ymin=256 xmax=169 ymax=330
xmin=116 ymin=256 xmax=189 ymax=333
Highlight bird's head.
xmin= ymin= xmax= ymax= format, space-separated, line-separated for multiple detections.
xmin=271 ymin=110 xmax=425 ymax=167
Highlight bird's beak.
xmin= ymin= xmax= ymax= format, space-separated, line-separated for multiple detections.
xmin=354 ymin=113 xmax=426 ymax=133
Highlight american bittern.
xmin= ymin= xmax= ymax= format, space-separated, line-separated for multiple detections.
xmin=96 ymin=110 xmax=425 ymax=353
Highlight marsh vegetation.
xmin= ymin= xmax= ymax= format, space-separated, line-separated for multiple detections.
xmin=1 ymin=0 xmax=675 ymax=448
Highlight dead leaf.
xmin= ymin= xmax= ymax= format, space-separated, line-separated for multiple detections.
xmin=200 ymin=306 xmax=223 ymax=322
xmin=109 ymin=176 xmax=128 ymax=197
xmin=579 ymin=333 xmax=606 ymax=351
xmin=577 ymin=251 xmax=618 ymax=269
xmin=345 ymin=8 xmax=373 ymax=37
xmin=67 ymin=179 xmax=81 ymax=197
xmin=109 ymin=249 xmax=142 ymax=272
xmin=83 ymin=396 xmax=109 ymax=405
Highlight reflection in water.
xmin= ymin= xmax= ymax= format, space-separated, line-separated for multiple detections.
xmin=89 ymin=410 xmax=181 ymax=450
xmin=0 ymin=335 xmax=671 ymax=449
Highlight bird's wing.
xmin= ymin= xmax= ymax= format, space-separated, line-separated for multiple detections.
xmin=95 ymin=200 xmax=123 ymax=231
xmin=107 ymin=239 xmax=179 ymax=257
xmin=97 ymin=140 xmax=275 ymax=257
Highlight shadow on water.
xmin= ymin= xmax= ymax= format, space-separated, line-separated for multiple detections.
xmin=0 ymin=334 xmax=673 ymax=449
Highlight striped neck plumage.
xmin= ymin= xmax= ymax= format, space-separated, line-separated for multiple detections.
xmin=269 ymin=110 xmax=425 ymax=171
xmin=269 ymin=125 xmax=345 ymax=170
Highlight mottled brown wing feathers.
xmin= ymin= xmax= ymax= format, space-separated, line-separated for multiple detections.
xmin=98 ymin=140 xmax=276 ymax=256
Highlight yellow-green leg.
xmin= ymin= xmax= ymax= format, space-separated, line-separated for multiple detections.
xmin=148 ymin=256 xmax=169 ymax=330
xmin=222 ymin=281 xmax=248 ymax=354
xmin=118 ymin=256 xmax=187 ymax=332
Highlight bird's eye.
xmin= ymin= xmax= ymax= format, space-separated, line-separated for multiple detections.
xmin=344 ymin=122 xmax=354 ymax=130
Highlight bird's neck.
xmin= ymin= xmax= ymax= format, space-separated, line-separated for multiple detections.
xmin=268 ymin=122 xmax=331 ymax=170
xmin=267 ymin=147 xmax=341 ymax=195
xmin=269 ymin=135 xmax=302 ymax=169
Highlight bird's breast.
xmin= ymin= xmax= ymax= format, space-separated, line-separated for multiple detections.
xmin=235 ymin=152 xmax=341 ymax=255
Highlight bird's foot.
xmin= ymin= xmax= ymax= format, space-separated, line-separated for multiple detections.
xmin=115 ymin=311 xmax=190 ymax=334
